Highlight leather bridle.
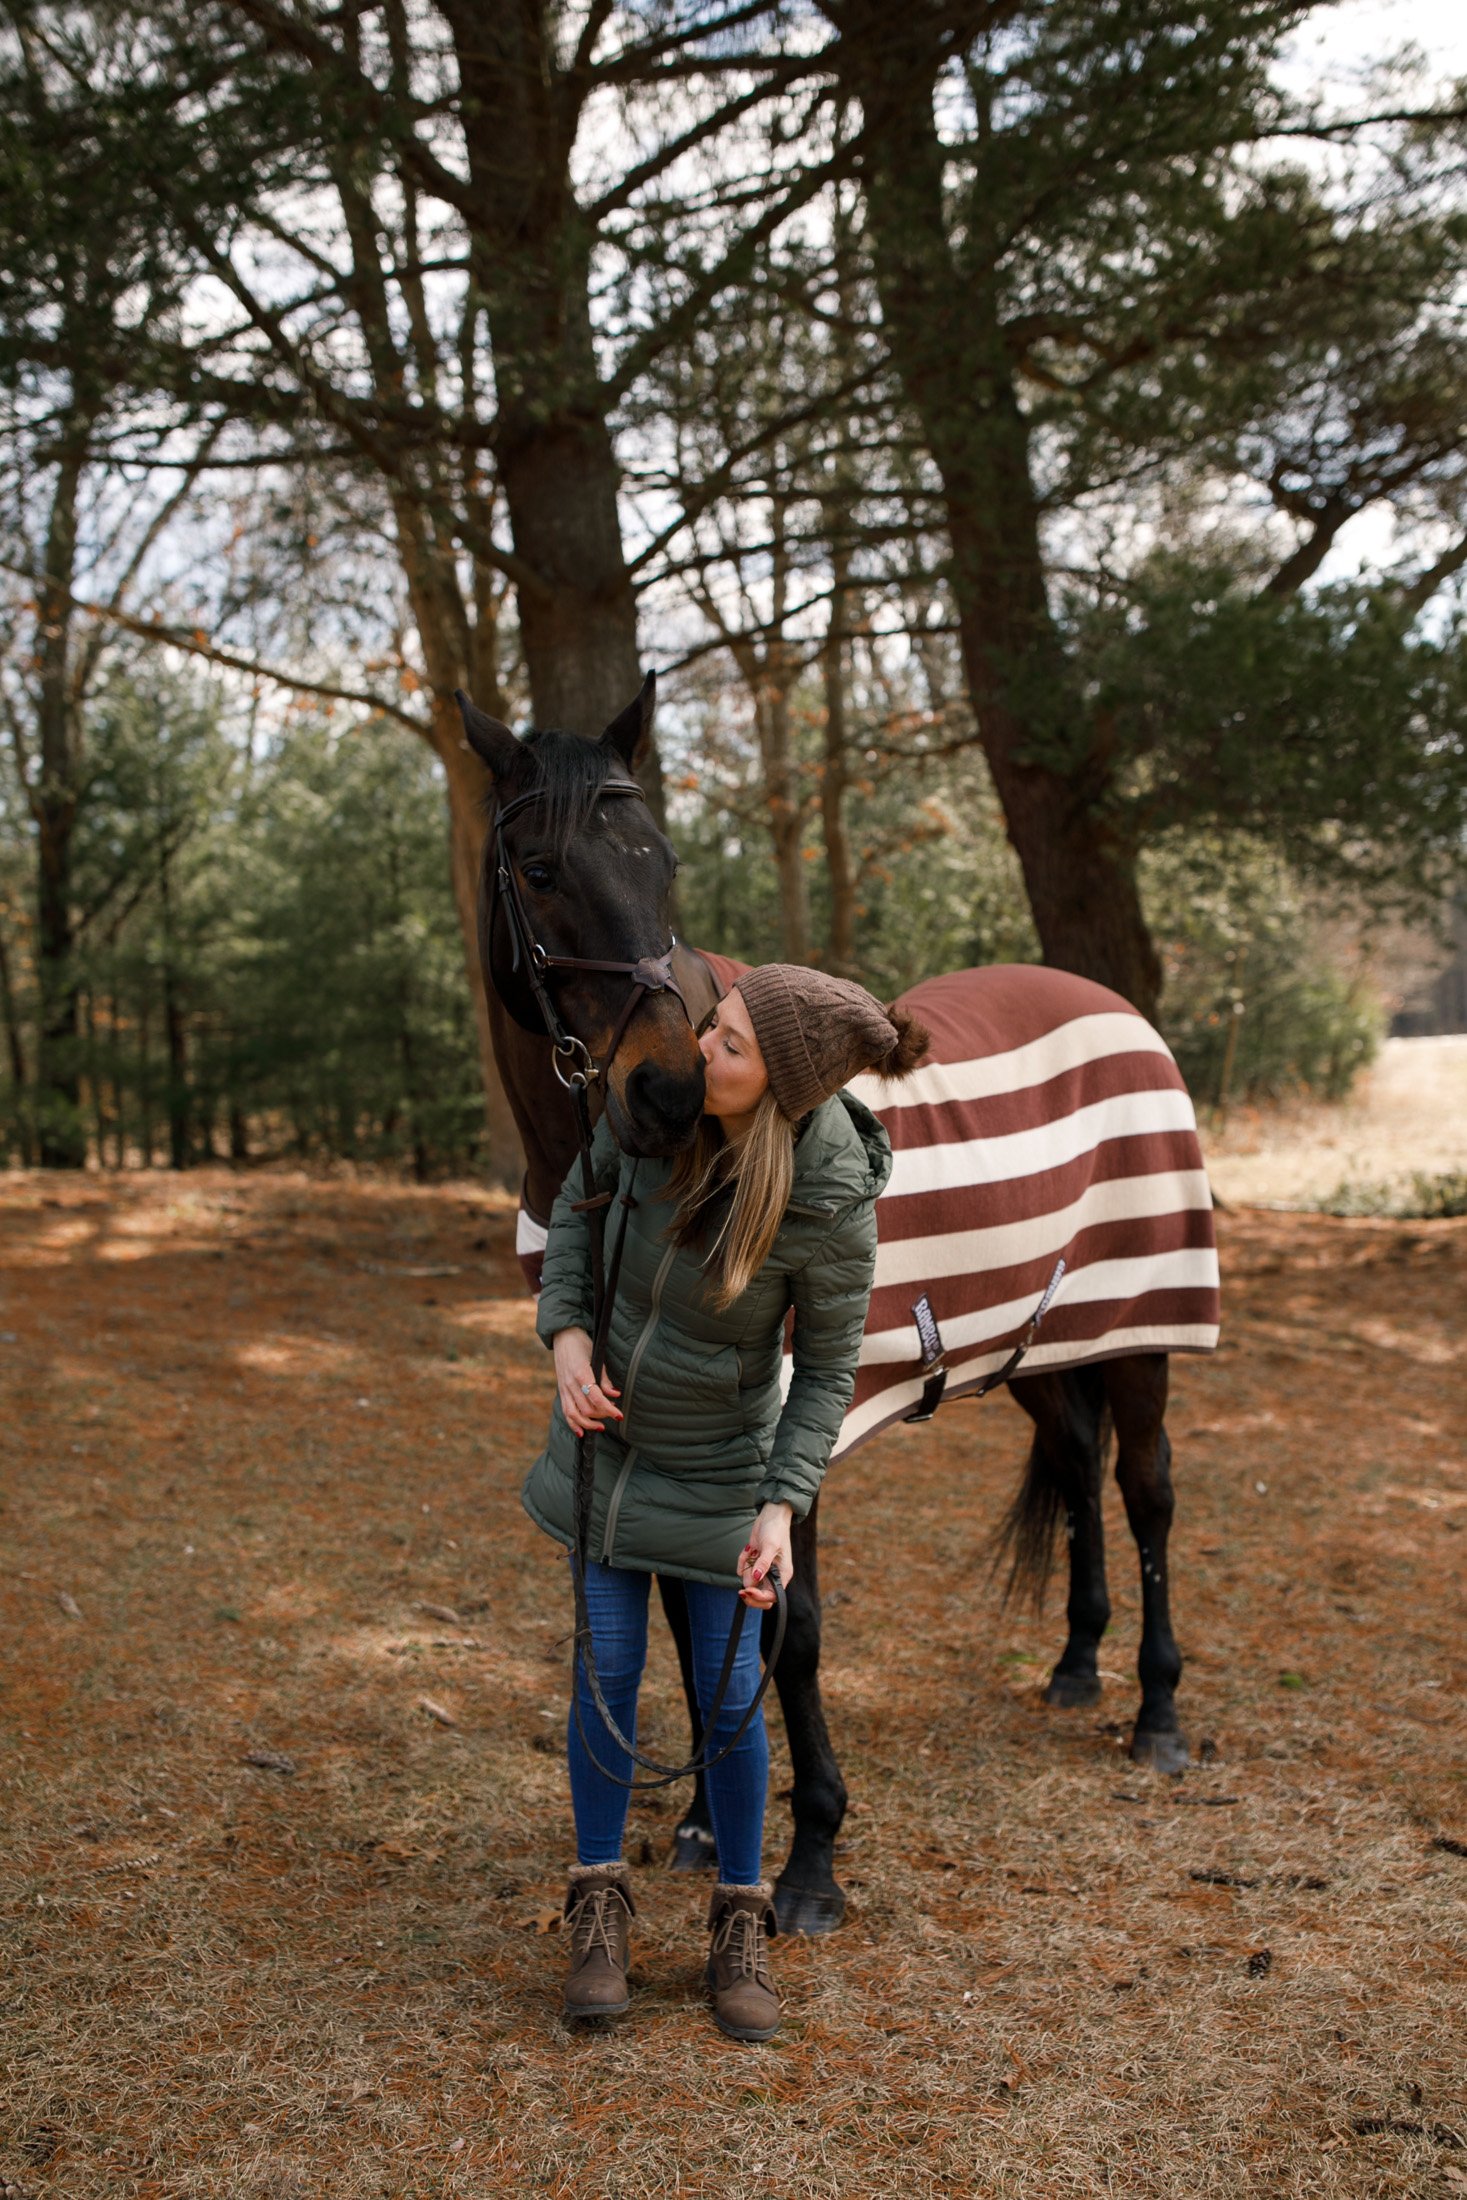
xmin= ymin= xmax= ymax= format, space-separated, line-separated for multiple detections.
xmin=490 ymin=777 xmax=691 ymax=1094
xmin=491 ymin=772 xmax=787 ymax=1790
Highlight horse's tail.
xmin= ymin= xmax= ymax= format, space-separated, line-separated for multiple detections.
xmin=990 ymin=1367 xmax=1112 ymax=1610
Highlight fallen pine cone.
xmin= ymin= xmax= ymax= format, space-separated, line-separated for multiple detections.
xmin=242 ymin=1750 xmax=297 ymax=1776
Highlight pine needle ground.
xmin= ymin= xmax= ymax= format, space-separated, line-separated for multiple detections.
xmin=1 ymin=1171 xmax=1463 ymax=2198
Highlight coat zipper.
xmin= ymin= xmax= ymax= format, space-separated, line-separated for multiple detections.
xmin=595 ymin=1241 xmax=679 ymax=1563
xmin=600 ymin=1446 xmax=638 ymax=1565
xmin=618 ymin=1239 xmax=680 ymax=1429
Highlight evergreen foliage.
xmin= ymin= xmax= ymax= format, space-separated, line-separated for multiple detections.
xmin=1143 ymin=835 xmax=1382 ymax=1106
xmin=0 ymin=666 xmax=484 ymax=1173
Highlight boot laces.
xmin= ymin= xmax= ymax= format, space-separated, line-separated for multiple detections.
xmin=568 ymin=1884 xmax=625 ymax=1962
xmin=713 ymin=1906 xmax=770 ymax=1986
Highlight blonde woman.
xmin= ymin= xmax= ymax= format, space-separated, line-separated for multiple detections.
xmin=524 ymin=964 xmax=928 ymax=2039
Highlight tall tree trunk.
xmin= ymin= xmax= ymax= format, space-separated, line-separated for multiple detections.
xmin=31 ymin=432 xmax=91 ymax=1166
xmin=424 ymin=653 xmax=524 ymax=1186
xmin=820 ymin=544 xmax=858 ymax=976
xmin=726 ymin=492 xmax=810 ymax=962
xmin=82 ymin=985 xmax=103 ymax=1164
xmin=325 ymin=113 xmax=524 ymax=1187
xmin=250 ymin=4 xmax=668 ymax=1185
xmin=107 ymin=991 xmax=126 ymax=1168
xmin=138 ymin=998 xmax=154 ymax=1166
xmin=0 ymin=906 xmax=30 ymax=1163
xmin=443 ymin=3 xmax=664 ymax=814
xmin=838 ymin=16 xmax=1162 ymax=1015
xmin=385 ymin=822 xmax=430 ymax=1182
xmin=158 ymin=841 xmax=189 ymax=1170
xmin=382 ymin=506 xmax=524 ymax=1184
xmin=759 ymin=673 xmax=810 ymax=965
xmin=765 ymin=494 xmax=809 ymax=962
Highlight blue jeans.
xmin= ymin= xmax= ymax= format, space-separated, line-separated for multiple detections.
xmin=567 ymin=1557 xmax=768 ymax=1886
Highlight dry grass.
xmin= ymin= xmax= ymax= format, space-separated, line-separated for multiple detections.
xmin=1206 ymin=1035 xmax=1467 ymax=1209
xmin=1 ymin=1169 xmax=1465 ymax=2199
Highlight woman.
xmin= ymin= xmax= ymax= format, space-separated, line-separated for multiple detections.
xmin=524 ymin=962 xmax=928 ymax=2039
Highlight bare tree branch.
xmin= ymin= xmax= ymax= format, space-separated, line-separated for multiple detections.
xmin=1397 ymin=531 xmax=1467 ymax=620
xmin=72 ymin=422 xmax=227 ymax=697
xmin=0 ymin=558 xmax=432 ymax=734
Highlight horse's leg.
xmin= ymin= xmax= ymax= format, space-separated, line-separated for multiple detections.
xmin=1006 ymin=1368 xmax=1111 ymax=1707
xmin=1104 ymin=1352 xmax=1189 ymax=1773
xmin=654 ymin=1574 xmax=717 ymax=1870
xmin=766 ymin=1493 xmax=848 ymax=1936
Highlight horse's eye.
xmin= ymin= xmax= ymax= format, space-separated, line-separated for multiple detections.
xmin=522 ymin=864 xmax=554 ymax=892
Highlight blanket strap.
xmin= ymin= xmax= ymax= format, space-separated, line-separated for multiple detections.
xmin=904 ymin=1258 xmax=1068 ymax=1422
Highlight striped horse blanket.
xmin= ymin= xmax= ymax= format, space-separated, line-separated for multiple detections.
xmin=832 ymin=963 xmax=1219 ymax=1459
xmin=515 ymin=959 xmax=1220 ymax=1460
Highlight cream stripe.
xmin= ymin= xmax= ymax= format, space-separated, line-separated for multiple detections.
xmin=516 ymin=1207 xmax=549 ymax=1257
xmin=848 ymin=1010 xmax=1172 ymax=1114
xmin=831 ymin=1323 xmax=1222 ymax=1455
xmin=871 ymin=1167 xmax=1214 ymax=1289
xmin=856 ymin=1247 xmax=1220 ymax=1367
xmin=880 ymin=1086 xmax=1200 ymax=1200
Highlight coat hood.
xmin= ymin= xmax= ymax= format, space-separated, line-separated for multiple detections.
xmin=790 ymin=1089 xmax=894 ymax=1214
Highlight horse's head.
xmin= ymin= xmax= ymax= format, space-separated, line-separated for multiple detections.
xmin=457 ymin=676 xmax=706 ymax=1158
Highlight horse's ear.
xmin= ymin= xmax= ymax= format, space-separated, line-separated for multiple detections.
xmin=600 ymin=671 xmax=656 ymax=771
xmin=455 ymin=690 xmax=522 ymax=779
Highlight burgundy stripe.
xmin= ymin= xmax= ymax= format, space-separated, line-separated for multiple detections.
xmin=840 ymin=1330 xmax=1216 ymax=1462
xmin=847 ymin=1288 xmax=1219 ymax=1410
xmin=892 ymin=964 xmax=1146 ymax=1061
xmin=874 ymin=1130 xmax=1209 ymax=1239
xmin=864 ymin=1205 xmax=1216 ymax=1338
xmin=879 ymin=1048 xmax=1184 ymax=1150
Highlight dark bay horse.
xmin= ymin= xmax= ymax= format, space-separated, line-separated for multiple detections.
xmin=459 ymin=679 xmax=1212 ymax=1935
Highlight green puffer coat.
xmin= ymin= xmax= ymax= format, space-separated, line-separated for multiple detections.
xmin=524 ymin=1092 xmax=892 ymax=1587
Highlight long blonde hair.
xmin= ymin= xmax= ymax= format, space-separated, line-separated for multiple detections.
xmin=662 ymin=1088 xmax=796 ymax=1309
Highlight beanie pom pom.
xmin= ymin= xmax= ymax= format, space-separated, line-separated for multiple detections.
xmin=882 ymin=1004 xmax=931 ymax=1078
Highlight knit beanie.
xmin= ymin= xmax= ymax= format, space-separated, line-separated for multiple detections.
xmin=733 ymin=964 xmax=930 ymax=1122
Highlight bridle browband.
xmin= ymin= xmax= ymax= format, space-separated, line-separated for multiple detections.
xmin=491 ymin=776 xmax=690 ymax=1092
xmin=492 ymin=768 xmax=789 ymax=1789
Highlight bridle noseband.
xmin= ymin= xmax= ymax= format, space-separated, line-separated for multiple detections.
xmin=491 ymin=778 xmax=690 ymax=1091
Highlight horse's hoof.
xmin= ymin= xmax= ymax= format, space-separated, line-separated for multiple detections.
xmin=1045 ymin=1668 xmax=1102 ymax=1708
xmin=1130 ymin=1725 xmax=1190 ymax=1774
xmin=773 ymin=1878 xmax=846 ymax=1936
xmin=669 ymin=1821 xmax=718 ymax=1873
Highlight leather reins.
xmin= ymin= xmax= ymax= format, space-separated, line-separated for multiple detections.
xmin=491 ymin=777 xmax=787 ymax=1791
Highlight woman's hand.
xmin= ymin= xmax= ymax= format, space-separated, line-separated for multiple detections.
xmin=552 ymin=1327 xmax=623 ymax=1437
xmin=738 ymin=1501 xmax=794 ymax=1608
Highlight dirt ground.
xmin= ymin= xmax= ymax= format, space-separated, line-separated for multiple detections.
xmin=1 ymin=1163 xmax=1464 ymax=2200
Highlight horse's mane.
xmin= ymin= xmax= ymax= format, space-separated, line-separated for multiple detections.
xmin=510 ymin=728 xmax=619 ymax=858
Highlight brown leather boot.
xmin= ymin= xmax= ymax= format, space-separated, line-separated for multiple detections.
xmin=563 ymin=1862 xmax=634 ymax=2020
xmin=706 ymin=1883 xmax=780 ymax=2041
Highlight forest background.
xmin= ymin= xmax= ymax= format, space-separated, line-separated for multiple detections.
xmin=2 ymin=0 xmax=1466 ymax=1184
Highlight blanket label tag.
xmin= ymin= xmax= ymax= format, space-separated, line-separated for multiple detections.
xmin=911 ymin=1293 xmax=944 ymax=1370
